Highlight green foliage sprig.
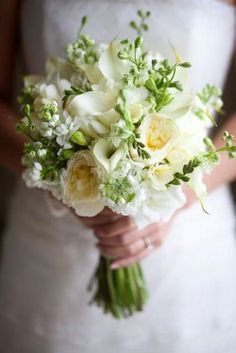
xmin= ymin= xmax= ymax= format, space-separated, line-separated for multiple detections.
xmin=167 ymin=131 xmax=236 ymax=187
xmin=62 ymin=86 xmax=88 ymax=108
xmin=115 ymin=93 xmax=150 ymax=160
xmin=118 ymin=36 xmax=148 ymax=87
xmin=130 ymin=10 xmax=151 ymax=36
xmin=145 ymin=59 xmax=191 ymax=112
xmin=66 ymin=16 xmax=98 ymax=66
xmin=194 ymin=84 xmax=223 ymax=124
xmin=167 ymin=157 xmax=201 ymax=186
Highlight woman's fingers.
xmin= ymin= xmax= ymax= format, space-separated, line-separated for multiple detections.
xmin=94 ymin=216 xmax=136 ymax=239
xmin=111 ymin=247 xmax=153 ymax=269
xmin=79 ymin=208 xmax=122 ymax=228
xmin=97 ymin=222 xmax=161 ymax=246
xmin=97 ymin=224 xmax=165 ymax=261
xmin=96 ymin=238 xmax=144 ymax=258
xmin=79 ymin=213 xmax=120 ymax=227
xmin=110 ymin=230 xmax=165 ymax=269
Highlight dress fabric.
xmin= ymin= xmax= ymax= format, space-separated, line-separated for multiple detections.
xmin=0 ymin=1 xmax=236 ymax=352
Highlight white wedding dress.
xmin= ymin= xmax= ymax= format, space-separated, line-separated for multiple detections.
xmin=0 ymin=1 xmax=235 ymax=352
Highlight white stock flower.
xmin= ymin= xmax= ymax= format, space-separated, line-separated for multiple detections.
xmin=63 ymin=151 xmax=105 ymax=216
xmin=23 ymin=162 xmax=43 ymax=188
xmin=132 ymin=185 xmax=186 ymax=229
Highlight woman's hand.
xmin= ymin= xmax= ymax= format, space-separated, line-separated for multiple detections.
xmin=79 ymin=208 xmax=170 ymax=269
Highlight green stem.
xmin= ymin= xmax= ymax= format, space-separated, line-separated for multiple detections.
xmin=88 ymin=256 xmax=149 ymax=318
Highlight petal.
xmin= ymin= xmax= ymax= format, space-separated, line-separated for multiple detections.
xmin=98 ymin=41 xmax=129 ymax=81
xmin=79 ymin=63 xmax=103 ymax=84
xmin=125 ymin=87 xmax=148 ymax=104
xmin=97 ymin=109 xmax=120 ymax=128
xmin=73 ymin=199 xmax=105 ymax=217
xmin=187 ymin=167 xmax=207 ymax=202
xmin=93 ymin=139 xmax=125 ymax=172
xmin=69 ymin=91 xmax=115 ymax=117
xmin=159 ymin=92 xmax=194 ymax=119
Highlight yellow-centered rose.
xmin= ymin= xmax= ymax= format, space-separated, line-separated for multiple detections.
xmin=63 ymin=151 xmax=104 ymax=216
xmin=138 ymin=113 xmax=181 ymax=165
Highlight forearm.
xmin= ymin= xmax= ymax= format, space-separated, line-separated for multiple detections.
xmin=0 ymin=100 xmax=26 ymax=175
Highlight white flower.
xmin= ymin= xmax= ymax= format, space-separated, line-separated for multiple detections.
xmin=158 ymin=91 xmax=194 ymax=120
xmin=148 ymin=164 xmax=174 ymax=191
xmin=37 ymin=149 xmax=47 ymax=158
xmin=98 ymin=40 xmax=130 ymax=82
xmin=63 ymin=151 xmax=105 ymax=216
xmin=23 ymin=162 xmax=43 ymax=188
xmin=132 ymin=185 xmax=186 ymax=229
xmin=136 ymin=113 xmax=181 ymax=165
xmin=41 ymin=125 xmax=53 ymax=138
xmin=69 ymin=91 xmax=115 ymax=117
xmin=93 ymin=139 xmax=125 ymax=172
xmin=109 ymin=119 xmax=133 ymax=147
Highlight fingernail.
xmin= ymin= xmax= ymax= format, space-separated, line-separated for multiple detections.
xmin=111 ymin=263 xmax=119 ymax=270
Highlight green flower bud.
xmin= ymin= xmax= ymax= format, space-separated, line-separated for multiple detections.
xmin=145 ymin=78 xmax=157 ymax=92
xmin=70 ymin=130 xmax=87 ymax=146
xmin=62 ymin=149 xmax=75 ymax=159
xmin=23 ymin=104 xmax=31 ymax=117
xmin=134 ymin=36 xmax=143 ymax=49
xmin=29 ymin=151 xmax=36 ymax=159
xmin=204 ymin=137 xmax=215 ymax=150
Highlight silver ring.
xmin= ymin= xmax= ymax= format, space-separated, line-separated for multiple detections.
xmin=143 ymin=237 xmax=153 ymax=251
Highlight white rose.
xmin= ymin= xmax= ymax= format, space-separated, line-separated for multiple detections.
xmin=148 ymin=164 xmax=174 ymax=190
xmin=136 ymin=113 xmax=181 ymax=165
xmin=63 ymin=151 xmax=105 ymax=216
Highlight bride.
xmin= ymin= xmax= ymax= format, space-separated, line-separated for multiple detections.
xmin=0 ymin=0 xmax=235 ymax=352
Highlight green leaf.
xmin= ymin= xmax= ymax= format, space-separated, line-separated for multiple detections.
xmin=179 ymin=62 xmax=191 ymax=68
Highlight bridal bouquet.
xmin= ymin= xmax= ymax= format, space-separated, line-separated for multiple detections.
xmin=17 ymin=11 xmax=236 ymax=318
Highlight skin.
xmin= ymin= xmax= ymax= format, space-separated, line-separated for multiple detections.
xmin=0 ymin=0 xmax=235 ymax=269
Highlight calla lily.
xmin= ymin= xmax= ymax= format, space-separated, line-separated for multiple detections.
xmin=98 ymin=41 xmax=130 ymax=82
xmin=93 ymin=139 xmax=125 ymax=172
xmin=69 ymin=91 xmax=115 ymax=117
xmin=125 ymin=87 xmax=148 ymax=104
xmin=75 ymin=116 xmax=108 ymax=139
xmin=97 ymin=109 xmax=120 ymax=129
xmin=79 ymin=63 xmax=103 ymax=84
xmin=187 ymin=167 xmax=207 ymax=205
xmin=159 ymin=91 xmax=194 ymax=119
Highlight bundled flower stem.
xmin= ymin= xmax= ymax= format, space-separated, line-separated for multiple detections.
xmin=88 ymin=256 xmax=148 ymax=318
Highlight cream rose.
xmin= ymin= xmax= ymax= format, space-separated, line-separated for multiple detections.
xmin=63 ymin=151 xmax=105 ymax=216
xmin=136 ymin=113 xmax=181 ymax=165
